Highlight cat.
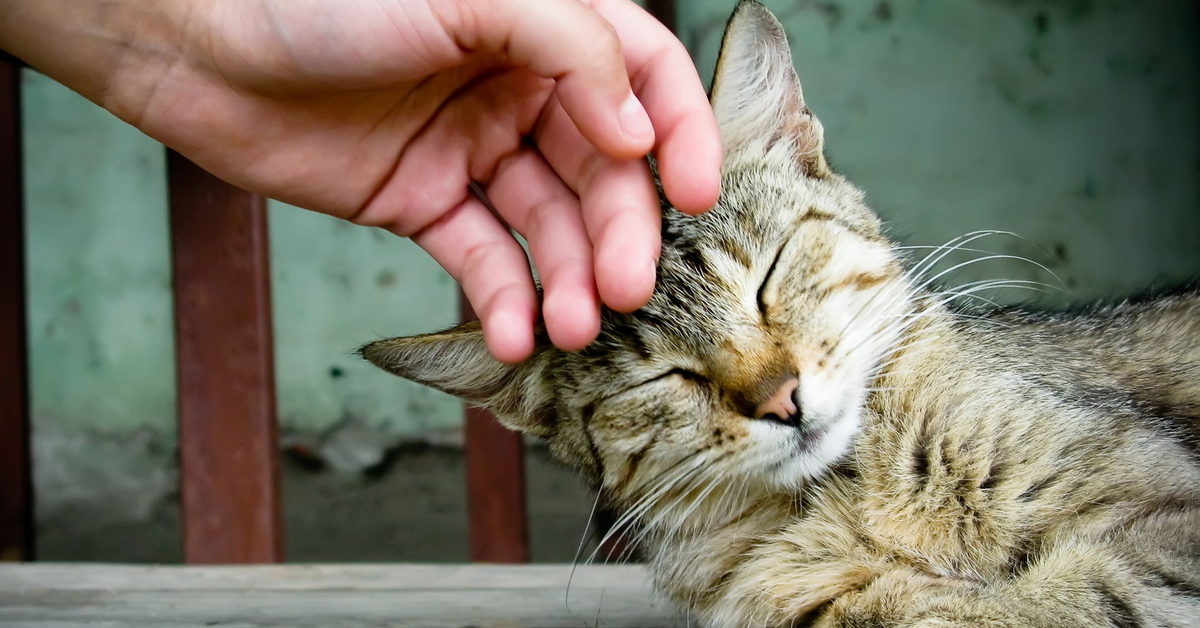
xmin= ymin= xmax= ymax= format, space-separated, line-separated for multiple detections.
xmin=360 ymin=2 xmax=1200 ymax=626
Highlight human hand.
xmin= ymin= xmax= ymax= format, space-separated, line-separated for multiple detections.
xmin=1 ymin=0 xmax=723 ymax=362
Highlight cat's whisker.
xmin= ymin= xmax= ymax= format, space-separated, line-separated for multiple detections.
xmin=900 ymin=234 xmax=1068 ymax=316
xmin=670 ymin=474 xmax=727 ymax=537
xmin=935 ymin=277 xmax=1057 ymax=298
xmin=902 ymin=231 xmax=993 ymax=280
xmin=930 ymin=279 xmax=1053 ymax=311
xmin=599 ymin=472 xmax=690 ymax=559
xmin=588 ymin=486 xmax=668 ymax=564
xmin=903 ymin=231 xmax=1015 ymax=285
xmin=894 ymin=244 xmax=1002 ymax=255
xmin=911 ymin=253 xmax=1055 ymax=299
xmin=565 ymin=489 xmax=606 ymax=625
xmin=605 ymin=451 xmax=708 ymax=539
xmin=648 ymin=469 xmax=725 ymax=539
xmin=628 ymin=452 xmax=741 ymax=552
xmin=622 ymin=489 xmax=697 ymax=559
xmin=823 ymin=278 xmax=916 ymax=362
xmin=853 ymin=314 xmax=952 ymax=381
xmin=834 ymin=296 xmax=931 ymax=366
xmin=811 ymin=235 xmax=950 ymax=358
xmin=588 ymin=453 xmax=710 ymax=564
xmin=862 ymin=280 xmax=1056 ymax=383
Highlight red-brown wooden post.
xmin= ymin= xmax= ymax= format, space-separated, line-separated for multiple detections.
xmin=646 ymin=0 xmax=677 ymax=33
xmin=460 ymin=296 xmax=530 ymax=563
xmin=168 ymin=151 xmax=283 ymax=564
xmin=0 ymin=57 xmax=33 ymax=563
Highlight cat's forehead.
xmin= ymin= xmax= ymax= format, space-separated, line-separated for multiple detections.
xmin=585 ymin=170 xmax=817 ymax=361
xmin=666 ymin=165 xmax=815 ymax=259
xmin=572 ymin=161 xmax=876 ymax=380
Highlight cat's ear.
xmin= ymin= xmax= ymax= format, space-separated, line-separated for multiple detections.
xmin=710 ymin=0 xmax=830 ymax=178
xmin=359 ymin=322 xmax=555 ymax=436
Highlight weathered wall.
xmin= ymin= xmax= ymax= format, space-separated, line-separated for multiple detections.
xmin=683 ymin=0 xmax=1199 ymax=298
xmin=23 ymin=0 xmax=1199 ymax=561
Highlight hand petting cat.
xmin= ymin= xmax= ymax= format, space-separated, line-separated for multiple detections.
xmin=0 ymin=0 xmax=723 ymax=363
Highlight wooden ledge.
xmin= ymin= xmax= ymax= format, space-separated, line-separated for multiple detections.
xmin=0 ymin=563 xmax=681 ymax=627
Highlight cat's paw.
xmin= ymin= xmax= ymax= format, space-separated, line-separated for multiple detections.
xmin=822 ymin=568 xmax=1000 ymax=628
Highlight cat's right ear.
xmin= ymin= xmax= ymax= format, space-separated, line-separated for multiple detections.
xmin=359 ymin=322 xmax=555 ymax=436
xmin=710 ymin=0 xmax=830 ymax=178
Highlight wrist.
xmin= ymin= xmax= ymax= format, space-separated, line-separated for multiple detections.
xmin=0 ymin=0 xmax=195 ymax=125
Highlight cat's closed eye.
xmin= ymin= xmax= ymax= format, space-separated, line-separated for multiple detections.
xmin=757 ymin=246 xmax=789 ymax=313
xmin=666 ymin=368 xmax=710 ymax=385
xmin=599 ymin=368 xmax=710 ymax=404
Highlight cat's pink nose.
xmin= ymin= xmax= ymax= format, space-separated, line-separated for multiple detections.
xmin=754 ymin=378 xmax=800 ymax=425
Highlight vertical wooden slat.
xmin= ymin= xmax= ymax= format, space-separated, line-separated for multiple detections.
xmin=0 ymin=58 xmax=33 ymax=562
xmin=645 ymin=0 xmax=677 ymax=34
xmin=460 ymin=296 xmax=529 ymax=563
xmin=168 ymin=151 xmax=283 ymax=564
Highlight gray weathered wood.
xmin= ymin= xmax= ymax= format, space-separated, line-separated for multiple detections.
xmin=0 ymin=564 xmax=685 ymax=627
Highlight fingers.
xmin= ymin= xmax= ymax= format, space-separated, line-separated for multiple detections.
xmin=440 ymin=0 xmax=654 ymax=159
xmin=535 ymin=99 xmax=661 ymax=313
xmin=411 ymin=197 xmax=539 ymax=364
xmin=590 ymin=0 xmax=723 ymax=214
xmin=349 ymin=68 xmax=551 ymax=235
xmin=487 ymin=148 xmax=602 ymax=351
xmin=354 ymin=67 xmax=603 ymax=357
xmin=351 ymin=69 xmax=551 ymax=362
xmin=586 ymin=158 xmax=661 ymax=312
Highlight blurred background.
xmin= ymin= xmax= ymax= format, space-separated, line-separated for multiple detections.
xmin=19 ymin=0 xmax=1199 ymax=562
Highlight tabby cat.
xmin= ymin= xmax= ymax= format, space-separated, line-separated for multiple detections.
xmin=361 ymin=2 xmax=1200 ymax=625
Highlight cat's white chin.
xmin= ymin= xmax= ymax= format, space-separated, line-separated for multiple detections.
xmin=756 ymin=403 xmax=863 ymax=489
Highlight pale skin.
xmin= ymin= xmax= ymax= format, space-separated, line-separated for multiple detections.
xmin=0 ymin=0 xmax=723 ymax=362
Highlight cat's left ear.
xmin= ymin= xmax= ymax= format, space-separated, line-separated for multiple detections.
xmin=710 ymin=0 xmax=830 ymax=178
xmin=359 ymin=322 xmax=556 ymax=437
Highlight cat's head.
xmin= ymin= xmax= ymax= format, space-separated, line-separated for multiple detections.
xmin=362 ymin=1 xmax=911 ymax=509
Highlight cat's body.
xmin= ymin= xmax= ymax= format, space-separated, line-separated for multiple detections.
xmin=1002 ymin=294 xmax=1200 ymax=427
xmin=363 ymin=2 xmax=1200 ymax=625
xmin=646 ymin=295 xmax=1200 ymax=626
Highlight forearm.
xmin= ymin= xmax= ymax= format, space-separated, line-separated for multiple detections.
xmin=0 ymin=0 xmax=189 ymax=124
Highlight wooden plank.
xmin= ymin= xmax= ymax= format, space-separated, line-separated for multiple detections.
xmin=0 ymin=564 xmax=679 ymax=628
xmin=0 ymin=58 xmax=33 ymax=562
xmin=0 ymin=563 xmax=647 ymax=590
xmin=167 ymin=151 xmax=283 ymax=564
xmin=460 ymin=296 xmax=530 ymax=563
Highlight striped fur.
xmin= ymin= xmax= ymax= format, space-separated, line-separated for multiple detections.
xmin=361 ymin=2 xmax=1199 ymax=625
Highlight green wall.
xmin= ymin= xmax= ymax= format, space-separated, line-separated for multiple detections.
xmin=23 ymin=0 xmax=1199 ymax=442
xmin=684 ymin=0 xmax=1198 ymax=297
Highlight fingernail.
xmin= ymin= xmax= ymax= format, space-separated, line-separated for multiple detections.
xmin=619 ymin=93 xmax=654 ymax=145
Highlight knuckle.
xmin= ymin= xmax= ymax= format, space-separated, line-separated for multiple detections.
xmin=578 ymin=21 xmax=623 ymax=74
xmin=459 ymin=239 xmax=496 ymax=284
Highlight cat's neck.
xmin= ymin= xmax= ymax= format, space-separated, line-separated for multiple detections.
xmin=866 ymin=297 xmax=1010 ymax=418
xmin=616 ymin=478 xmax=796 ymax=604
